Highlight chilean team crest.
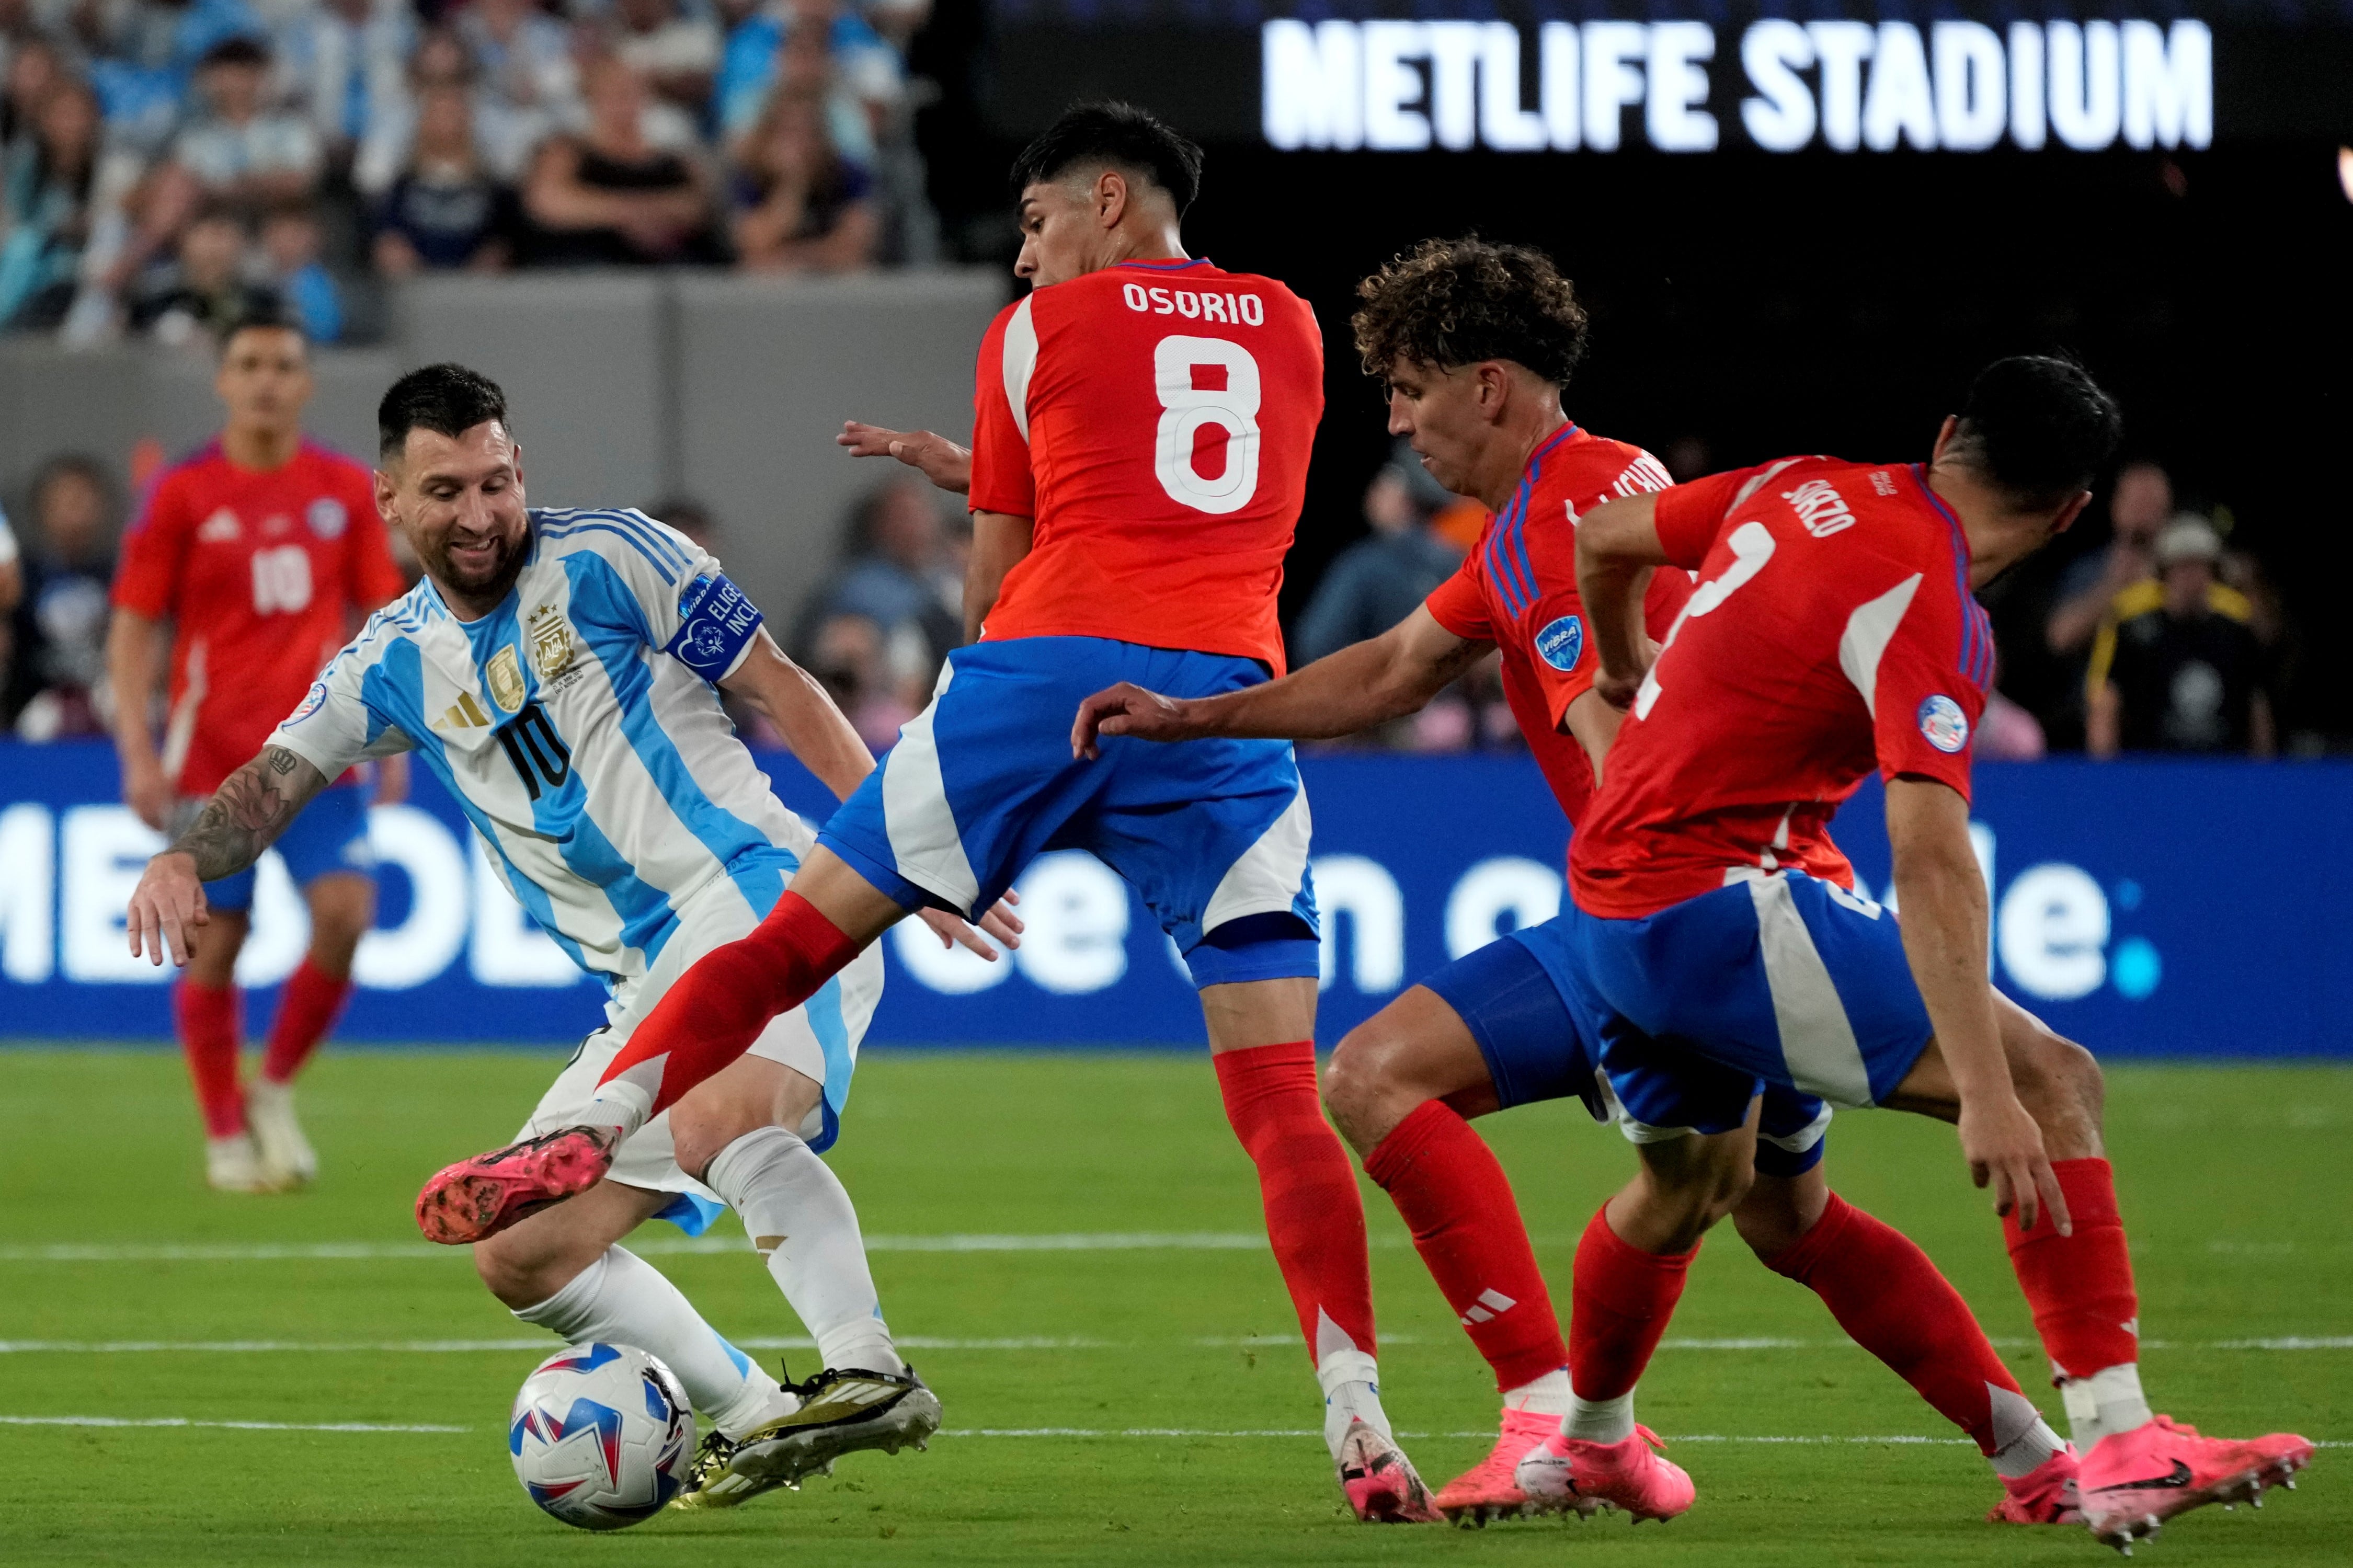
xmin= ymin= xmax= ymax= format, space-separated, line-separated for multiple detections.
xmin=1916 ymin=694 xmax=1970 ymax=753
xmin=307 ymin=498 xmax=348 ymax=539
xmin=486 ymin=645 xmax=527 ymax=713
xmin=527 ymin=604 xmax=578 ymax=682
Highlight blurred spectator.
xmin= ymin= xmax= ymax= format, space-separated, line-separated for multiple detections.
xmin=0 ymin=503 xmax=18 ymax=701
xmin=715 ymin=0 xmax=893 ymax=158
xmin=792 ymin=474 xmax=960 ymax=680
xmin=76 ymin=0 xmax=266 ymax=156
xmin=804 ymin=609 xmax=913 ymax=754
xmin=0 ymin=76 xmax=103 ymax=330
xmin=126 ymin=204 xmax=264 ymax=344
xmin=520 ymin=55 xmax=721 ymax=266
xmin=2046 ymin=460 xmax=2170 ymax=657
xmin=452 ymin=0 xmax=579 ymax=166
xmin=4 ymin=454 xmax=119 ymax=739
xmin=109 ymin=36 xmax=319 ymax=295
xmin=369 ymin=77 xmax=517 ymax=273
xmin=729 ymin=82 xmax=872 ymax=271
xmin=265 ymin=0 xmax=414 ymax=174
xmin=258 ymin=199 xmax=339 ymax=339
xmin=644 ymin=493 xmax=714 ymax=548
xmin=609 ymin=0 xmax=721 ymax=116
xmin=2087 ymin=517 xmax=2274 ymax=758
xmin=1293 ymin=461 xmax=1461 ymax=666
xmin=1978 ymin=691 xmax=2048 ymax=761
xmin=2 ymin=32 xmax=65 ymax=152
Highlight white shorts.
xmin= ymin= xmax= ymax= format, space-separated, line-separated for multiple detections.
xmin=518 ymin=873 xmax=884 ymax=1233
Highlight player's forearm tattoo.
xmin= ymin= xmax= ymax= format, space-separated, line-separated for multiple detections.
xmin=170 ymin=746 xmax=319 ymax=881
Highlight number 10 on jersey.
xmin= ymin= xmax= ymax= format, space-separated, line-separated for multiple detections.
xmin=1152 ymin=335 xmax=1261 ymax=516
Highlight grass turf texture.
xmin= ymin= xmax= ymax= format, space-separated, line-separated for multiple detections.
xmin=0 ymin=1049 xmax=2343 ymax=1566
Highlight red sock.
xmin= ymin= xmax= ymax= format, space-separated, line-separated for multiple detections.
xmin=1213 ymin=1042 xmax=1377 ymax=1364
xmin=261 ymin=958 xmax=351 ymax=1085
xmin=175 ymin=980 xmax=245 ymax=1139
xmin=593 ymin=891 xmax=860 ymax=1117
xmin=1568 ymin=1205 xmax=1694 ymax=1402
xmin=1365 ymin=1100 xmax=1567 ymax=1392
xmin=2004 ymin=1157 xmax=2139 ymax=1378
xmin=1766 ymin=1192 xmax=2024 ymax=1455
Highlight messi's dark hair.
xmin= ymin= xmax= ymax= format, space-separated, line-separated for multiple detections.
xmin=1009 ymin=101 xmax=1204 ymax=216
xmin=1352 ymin=237 xmax=1590 ymax=390
xmin=378 ymin=363 xmax=509 ymax=459
xmin=1950 ymin=356 xmax=2122 ymax=508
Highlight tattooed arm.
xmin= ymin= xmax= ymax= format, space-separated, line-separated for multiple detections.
xmin=128 ymin=746 xmax=330 ymax=967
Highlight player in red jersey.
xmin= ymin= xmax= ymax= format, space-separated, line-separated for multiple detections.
xmin=107 ymin=305 xmax=405 ymax=1194
xmin=1076 ymin=241 xmax=2079 ymax=1528
xmin=417 ymin=104 xmax=1442 ymax=1520
xmin=1529 ymin=357 xmax=2311 ymax=1547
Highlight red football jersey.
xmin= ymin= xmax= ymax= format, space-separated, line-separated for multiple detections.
xmin=1422 ymin=422 xmax=1689 ymax=832
xmin=1571 ymin=457 xmax=1995 ymax=919
xmin=113 ymin=440 xmax=401 ymax=794
xmin=967 ymin=258 xmax=1323 ymax=673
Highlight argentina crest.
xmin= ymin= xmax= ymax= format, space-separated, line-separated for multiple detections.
xmin=527 ymin=603 xmax=579 ymax=685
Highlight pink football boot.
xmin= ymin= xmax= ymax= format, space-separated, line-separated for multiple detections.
xmin=2078 ymin=1415 xmax=2314 ymax=1553
xmin=1435 ymin=1408 xmax=1601 ymax=1526
xmin=1334 ymin=1417 xmax=1443 ymax=1523
xmin=1514 ymin=1424 xmax=1695 ymax=1523
xmin=1988 ymin=1446 xmax=2084 ymax=1525
xmin=415 ymin=1126 xmax=614 ymax=1244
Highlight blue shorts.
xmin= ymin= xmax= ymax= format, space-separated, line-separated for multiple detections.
xmin=1536 ymin=871 xmax=1931 ymax=1148
xmin=202 ymin=780 xmax=375 ymax=912
xmin=819 ymin=637 xmax=1319 ymax=989
xmin=1423 ymin=926 xmax=1830 ymax=1177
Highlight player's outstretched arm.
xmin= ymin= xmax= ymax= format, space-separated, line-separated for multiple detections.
xmin=836 ymin=421 xmax=972 ymax=495
xmin=128 ymin=745 xmax=329 ymax=967
xmin=1071 ymin=607 xmax=1484 ymax=759
xmin=1884 ymin=776 xmax=2070 ymax=1237
xmin=1573 ymin=495 xmax=1668 ymax=711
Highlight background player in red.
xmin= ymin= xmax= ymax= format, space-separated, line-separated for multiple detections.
xmin=1532 ymin=357 xmax=2312 ymax=1546
xmin=1076 ymin=240 xmax=2078 ymax=1528
xmin=107 ymin=304 xmax=405 ymax=1194
xmin=418 ymin=103 xmax=1444 ymax=1520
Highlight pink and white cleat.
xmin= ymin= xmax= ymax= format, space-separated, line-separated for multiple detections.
xmin=414 ymin=1126 xmax=615 ymax=1244
xmin=1988 ymin=1446 xmax=2084 ymax=1524
xmin=2078 ymin=1415 xmax=2315 ymax=1554
xmin=1514 ymin=1424 xmax=1694 ymax=1523
xmin=1434 ymin=1408 xmax=1601 ymax=1526
xmin=1334 ymin=1417 xmax=1442 ymax=1523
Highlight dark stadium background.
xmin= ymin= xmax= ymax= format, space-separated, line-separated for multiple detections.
xmin=911 ymin=1 xmax=2353 ymax=747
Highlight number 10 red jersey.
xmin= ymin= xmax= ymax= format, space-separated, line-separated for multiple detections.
xmin=966 ymin=258 xmax=1324 ymax=674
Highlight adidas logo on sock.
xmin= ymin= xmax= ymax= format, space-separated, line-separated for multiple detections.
xmin=1461 ymin=1289 xmax=1518 ymax=1326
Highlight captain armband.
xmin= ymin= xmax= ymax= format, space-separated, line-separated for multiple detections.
xmin=664 ymin=572 xmax=766 ymax=682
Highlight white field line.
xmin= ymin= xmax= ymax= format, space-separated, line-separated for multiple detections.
xmin=0 ymin=1414 xmax=465 ymax=1434
xmin=0 ymin=1233 xmax=1271 ymax=1263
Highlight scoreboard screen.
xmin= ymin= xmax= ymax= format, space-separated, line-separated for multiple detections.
xmin=978 ymin=3 xmax=2353 ymax=154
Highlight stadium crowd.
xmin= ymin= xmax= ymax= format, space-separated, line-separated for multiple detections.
xmin=0 ymin=444 xmax=2297 ymax=763
xmin=0 ymin=0 xmax=935 ymax=342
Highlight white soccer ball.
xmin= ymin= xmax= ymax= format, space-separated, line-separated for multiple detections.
xmin=509 ymin=1342 xmax=696 ymax=1530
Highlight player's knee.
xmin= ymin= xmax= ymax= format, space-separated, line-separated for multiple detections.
xmin=1321 ymin=1026 xmax=1400 ymax=1147
xmin=668 ymin=1096 xmax=767 ymax=1183
xmin=2008 ymin=1018 xmax=2105 ymax=1150
xmin=474 ymin=1234 xmax=558 ymax=1310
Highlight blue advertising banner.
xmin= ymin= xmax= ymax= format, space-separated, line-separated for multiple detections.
xmin=1 ymin=740 xmax=2345 ymax=1056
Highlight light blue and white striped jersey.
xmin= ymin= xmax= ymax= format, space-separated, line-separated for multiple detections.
xmin=272 ymin=507 xmax=806 ymax=990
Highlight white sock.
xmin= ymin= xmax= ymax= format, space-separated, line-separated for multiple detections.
xmin=1562 ymin=1382 xmax=1636 ymax=1445
xmin=1316 ymin=1346 xmax=1391 ymax=1458
xmin=705 ymin=1126 xmax=903 ymax=1376
xmin=1987 ymin=1382 xmax=2071 ymax=1479
xmin=2059 ymin=1363 xmax=2153 ymax=1449
xmin=1502 ymin=1368 xmax=1574 ymax=1417
xmin=513 ymin=1245 xmax=791 ymax=1439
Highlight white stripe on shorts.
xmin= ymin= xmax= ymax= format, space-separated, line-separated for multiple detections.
xmin=1200 ymin=779 xmax=1312 ymax=934
xmin=882 ymin=661 xmax=981 ymax=912
xmin=1747 ymin=876 xmax=1874 ymax=1108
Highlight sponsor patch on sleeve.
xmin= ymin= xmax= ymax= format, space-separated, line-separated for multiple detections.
xmin=288 ymin=680 xmax=329 ymax=724
xmin=1535 ymin=614 xmax=1585 ymax=672
xmin=1916 ymin=694 xmax=1970 ymax=753
xmin=664 ymin=572 xmax=764 ymax=682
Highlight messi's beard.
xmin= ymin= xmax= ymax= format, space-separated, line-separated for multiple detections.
xmin=428 ymin=525 xmax=529 ymax=612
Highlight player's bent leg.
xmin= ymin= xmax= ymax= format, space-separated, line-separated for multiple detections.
xmin=1887 ymin=1006 xmax=2314 ymax=1547
xmin=1201 ymin=976 xmax=1437 ymax=1523
xmin=1332 ymin=976 xmax=1579 ymax=1525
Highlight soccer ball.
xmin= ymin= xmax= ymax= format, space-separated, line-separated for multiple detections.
xmin=509 ymin=1343 xmax=696 ymax=1530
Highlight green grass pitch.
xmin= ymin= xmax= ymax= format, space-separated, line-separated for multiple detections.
xmin=0 ymin=1047 xmax=2344 ymax=1566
